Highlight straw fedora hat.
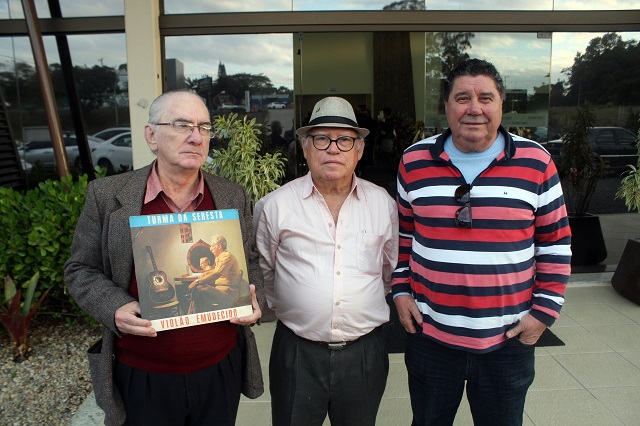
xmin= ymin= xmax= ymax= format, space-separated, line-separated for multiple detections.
xmin=296 ymin=97 xmax=370 ymax=139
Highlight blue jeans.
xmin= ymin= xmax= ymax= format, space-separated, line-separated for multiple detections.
xmin=405 ymin=333 xmax=535 ymax=426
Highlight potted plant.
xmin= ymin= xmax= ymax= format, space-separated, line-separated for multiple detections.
xmin=557 ymin=103 xmax=608 ymax=266
xmin=202 ymin=113 xmax=286 ymax=207
xmin=611 ymin=127 xmax=640 ymax=304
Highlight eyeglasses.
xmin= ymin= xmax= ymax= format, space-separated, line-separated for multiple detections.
xmin=308 ymin=134 xmax=358 ymax=152
xmin=153 ymin=121 xmax=212 ymax=137
xmin=454 ymin=184 xmax=472 ymax=228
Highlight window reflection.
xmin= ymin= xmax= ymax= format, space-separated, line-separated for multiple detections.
xmin=163 ymin=0 xmax=292 ymax=14
xmin=3 ymin=0 xmax=637 ymax=17
xmin=160 ymin=0 xmax=638 ymax=12
xmin=1 ymin=0 xmax=124 ymax=19
xmin=424 ymin=32 xmax=552 ymax=137
xmin=425 ymin=0 xmax=552 ymax=10
xmin=0 ymin=33 xmax=128 ymax=150
xmin=164 ymin=33 xmax=296 ymax=173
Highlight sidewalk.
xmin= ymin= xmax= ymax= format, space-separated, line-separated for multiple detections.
xmin=71 ymin=213 xmax=640 ymax=426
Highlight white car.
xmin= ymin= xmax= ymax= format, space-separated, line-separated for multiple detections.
xmin=20 ymin=133 xmax=103 ymax=169
xmin=266 ymin=102 xmax=287 ymax=109
xmin=21 ymin=159 xmax=33 ymax=172
xmin=91 ymin=132 xmax=133 ymax=172
xmin=92 ymin=126 xmax=131 ymax=141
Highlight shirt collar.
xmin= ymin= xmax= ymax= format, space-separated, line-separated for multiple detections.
xmin=144 ymin=160 xmax=205 ymax=210
xmin=300 ymin=171 xmax=361 ymax=200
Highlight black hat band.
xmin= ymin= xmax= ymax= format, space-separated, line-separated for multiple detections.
xmin=308 ymin=115 xmax=358 ymax=127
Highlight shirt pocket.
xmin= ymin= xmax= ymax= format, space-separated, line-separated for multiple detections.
xmin=356 ymin=233 xmax=383 ymax=275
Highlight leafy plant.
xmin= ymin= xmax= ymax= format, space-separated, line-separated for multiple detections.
xmin=558 ymin=103 xmax=607 ymax=216
xmin=0 ymin=273 xmax=50 ymax=362
xmin=615 ymin=127 xmax=640 ymax=213
xmin=0 ymin=171 xmax=104 ymax=321
xmin=203 ymin=113 xmax=286 ymax=205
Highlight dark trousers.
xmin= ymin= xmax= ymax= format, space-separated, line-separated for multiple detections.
xmin=405 ymin=333 xmax=535 ymax=426
xmin=114 ymin=345 xmax=242 ymax=426
xmin=270 ymin=321 xmax=389 ymax=426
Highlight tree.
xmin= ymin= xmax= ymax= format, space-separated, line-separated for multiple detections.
xmin=0 ymin=61 xmax=41 ymax=113
xmin=383 ymin=0 xmax=425 ymax=9
xmin=217 ymin=61 xmax=227 ymax=78
xmin=528 ymin=82 xmax=551 ymax=111
xmin=425 ymin=32 xmax=474 ymax=81
xmin=74 ymin=65 xmax=118 ymax=113
xmin=549 ymin=80 xmax=569 ymax=107
xmin=563 ymin=32 xmax=640 ymax=106
xmin=213 ymin=72 xmax=274 ymax=104
xmin=424 ymin=32 xmax=474 ymax=113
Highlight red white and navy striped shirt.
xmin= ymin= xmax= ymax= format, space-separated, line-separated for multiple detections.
xmin=392 ymin=126 xmax=571 ymax=353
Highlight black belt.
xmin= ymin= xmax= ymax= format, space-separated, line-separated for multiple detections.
xmin=278 ymin=320 xmax=381 ymax=351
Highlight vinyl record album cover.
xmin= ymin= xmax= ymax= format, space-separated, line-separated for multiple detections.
xmin=129 ymin=209 xmax=252 ymax=332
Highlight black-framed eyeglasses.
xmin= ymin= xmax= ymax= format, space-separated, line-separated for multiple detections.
xmin=308 ymin=134 xmax=358 ymax=152
xmin=153 ymin=121 xmax=212 ymax=137
xmin=455 ymin=184 xmax=472 ymax=228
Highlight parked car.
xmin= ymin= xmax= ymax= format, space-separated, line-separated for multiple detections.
xmin=529 ymin=126 xmax=560 ymax=144
xmin=92 ymin=126 xmax=131 ymax=141
xmin=19 ymin=133 xmax=103 ymax=169
xmin=91 ymin=132 xmax=133 ymax=172
xmin=266 ymin=102 xmax=287 ymax=109
xmin=220 ymin=103 xmax=239 ymax=110
xmin=542 ymin=127 xmax=638 ymax=172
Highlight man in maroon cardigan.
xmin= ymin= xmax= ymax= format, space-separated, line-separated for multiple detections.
xmin=65 ymin=90 xmax=264 ymax=426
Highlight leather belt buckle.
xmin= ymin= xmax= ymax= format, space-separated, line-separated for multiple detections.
xmin=327 ymin=342 xmax=347 ymax=350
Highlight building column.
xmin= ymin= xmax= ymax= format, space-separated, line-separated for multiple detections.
xmin=125 ymin=0 xmax=162 ymax=169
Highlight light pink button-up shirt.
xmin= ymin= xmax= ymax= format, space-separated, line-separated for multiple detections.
xmin=253 ymin=172 xmax=398 ymax=342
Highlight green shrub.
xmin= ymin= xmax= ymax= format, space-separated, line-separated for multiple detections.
xmin=203 ymin=113 xmax=286 ymax=205
xmin=0 ymin=174 xmax=91 ymax=318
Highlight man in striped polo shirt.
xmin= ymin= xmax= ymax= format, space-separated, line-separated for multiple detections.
xmin=393 ymin=59 xmax=572 ymax=426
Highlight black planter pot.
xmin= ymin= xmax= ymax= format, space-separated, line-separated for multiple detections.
xmin=568 ymin=214 xmax=607 ymax=266
xmin=611 ymin=238 xmax=640 ymax=305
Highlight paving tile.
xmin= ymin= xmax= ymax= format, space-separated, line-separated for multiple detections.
xmin=584 ymin=324 xmax=640 ymax=352
xmin=525 ymin=389 xmax=623 ymax=426
xmin=610 ymin=302 xmax=640 ymax=324
xmin=530 ymin=355 xmax=583 ymax=391
xmin=452 ymin=393 xmax=473 ymax=426
xmin=377 ymin=397 xmax=413 ymax=425
xmin=590 ymin=386 xmax=640 ymax=426
xmin=619 ymin=351 xmax=640 ymax=369
xmin=553 ymin=352 xmax=640 ymax=388
xmin=383 ymin=361 xmax=409 ymax=398
xmin=543 ymin=326 xmax=612 ymax=355
xmin=236 ymin=400 xmax=271 ymax=426
xmin=561 ymin=303 xmax=636 ymax=326
xmin=553 ymin=311 xmax=580 ymax=327
xmin=564 ymin=287 xmax=606 ymax=305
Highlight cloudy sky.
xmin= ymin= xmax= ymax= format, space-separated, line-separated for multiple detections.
xmin=0 ymin=0 xmax=638 ymax=93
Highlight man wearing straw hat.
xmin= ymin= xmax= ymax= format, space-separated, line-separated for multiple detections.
xmin=254 ymin=96 xmax=399 ymax=426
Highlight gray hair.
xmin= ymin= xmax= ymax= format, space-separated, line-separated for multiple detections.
xmin=210 ymin=234 xmax=227 ymax=250
xmin=148 ymin=89 xmax=204 ymax=124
